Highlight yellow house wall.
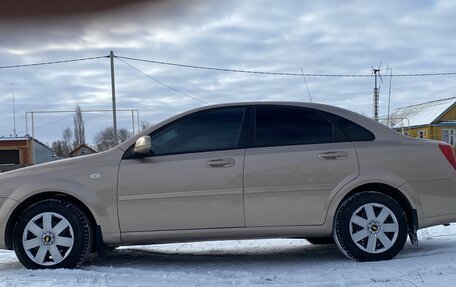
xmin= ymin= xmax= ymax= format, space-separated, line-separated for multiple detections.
xmin=404 ymin=127 xmax=431 ymax=139
xmin=403 ymin=125 xmax=456 ymax=141
xmin=439 ymin=106 xmax=456 ymax=121
xmin=430 ymin=125 xmax=456 ymax=141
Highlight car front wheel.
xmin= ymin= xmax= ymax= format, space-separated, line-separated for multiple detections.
xmin=13 ymin=199 xmax=92 ymax=269
xmin=333 ymin=191 xmax=408 ymax=261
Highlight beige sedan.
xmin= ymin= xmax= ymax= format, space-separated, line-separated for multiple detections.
xmin=0 ymin=102 xmax=455 ymax=269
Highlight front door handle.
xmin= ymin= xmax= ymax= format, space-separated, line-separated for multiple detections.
xmin=318 ymin=151 xmax=348 ymax=160
xmin=205 ymin=158 xmax=235 ymax=168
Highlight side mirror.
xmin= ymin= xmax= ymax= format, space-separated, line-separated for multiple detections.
xmin=133 ymin=136 xmax=151 ymax=155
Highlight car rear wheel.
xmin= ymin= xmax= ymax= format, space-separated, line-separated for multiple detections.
xmin=13 ymin=199 xmax=92 ymax=269
xmin=333 ymin=191 xmax=407 ymax=261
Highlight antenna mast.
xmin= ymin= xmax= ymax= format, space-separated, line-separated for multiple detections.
xmin=371 ymin=62 xmax=383 ymax=121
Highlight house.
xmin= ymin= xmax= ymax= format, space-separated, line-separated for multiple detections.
xmin=0 ymin=136 xmax=56 ymax=172
xmin=388 ymin=97 xmax=456 ymax=146
xmin=69 ymin=144 xmax=97 ymax=157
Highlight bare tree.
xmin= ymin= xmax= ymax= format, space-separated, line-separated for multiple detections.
xmin=63 ymin=127 xmax=73 ymax=156
xmin=95 ymin=127 xmax=132 ymax=152
xmin=73 ymin=105 xmax=85 ymax=149
xmin=140 ymin=120 xmax=153 ymax=131
xmin=51 ymin=127 xmax=73 ymax=157
xmin=51 ymin=140 xmax=66 ymax=157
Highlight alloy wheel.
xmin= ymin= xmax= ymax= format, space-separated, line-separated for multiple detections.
xmin=22 ymin=212 xmax=74 ymax=266
xmin=349 ymin=203 xmax=399 ymax=254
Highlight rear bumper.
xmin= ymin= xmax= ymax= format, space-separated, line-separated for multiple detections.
xmin=406 ymin=177 xmax=456 ymax=228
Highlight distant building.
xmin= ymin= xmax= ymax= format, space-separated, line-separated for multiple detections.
xmin=388 ymin=97 xmax=456 ymax=146
xmin=69 ymin=144 xmax=97 ymax=157
xmin=0 ymin=136 xmax=56 ymax=172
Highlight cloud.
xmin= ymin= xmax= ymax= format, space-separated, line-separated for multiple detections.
xmin=0 ymin=0 xmax=151 ymax=19
xmin=0 ymin=0 xmax=455 ymax=144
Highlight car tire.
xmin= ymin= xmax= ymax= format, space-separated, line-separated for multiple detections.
xmin=333 ymin=191 xmax=407 ymax=261
xmin=13 ymin=199 xmax=92 ymax=269
xmin=306 ymin=237 xmax=335 ymax=245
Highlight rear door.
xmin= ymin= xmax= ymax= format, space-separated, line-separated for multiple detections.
xmin=244 ymin=105 xmax=359 ymax=226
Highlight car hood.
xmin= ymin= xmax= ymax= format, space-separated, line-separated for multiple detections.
xmin=0 ymin=147 xmax=124 ymax=199
xmin=1 ymin=148 xmax=118 ymax=178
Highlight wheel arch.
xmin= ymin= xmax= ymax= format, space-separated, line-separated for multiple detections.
xmin=331 ymin=183 xmax=417 ymax=239
xmin=342 ymin=183 xmax=413 ymax=217
xmin=4 ymin=191 xmax=97 ymax=250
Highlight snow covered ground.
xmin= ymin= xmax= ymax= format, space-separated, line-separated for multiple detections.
xmin=1 ymin=224 xmax=456 ymax=286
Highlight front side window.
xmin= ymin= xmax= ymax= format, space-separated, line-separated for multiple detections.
xmin=149 ymin=107 xmax=245 ymax=156
xmin=442 ymin=129 xmax=455 ymax=146
xmin=254 ymin=106 xmax=334 ymax=147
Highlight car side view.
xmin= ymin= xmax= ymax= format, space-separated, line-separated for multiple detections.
xmin=0 ymin=102 xmax=455 ymax=269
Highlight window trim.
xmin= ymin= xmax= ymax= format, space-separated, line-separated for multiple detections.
xmin=442 ymin=128 xmax=455 ymax=146
xmin=123 ymin=106 xmax=248 ymax=159
xmin=418 ymin=130 xmax=427 ymax=139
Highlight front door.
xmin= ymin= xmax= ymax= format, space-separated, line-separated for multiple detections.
xmin=118 ymin=107 xmax=247 ymax=232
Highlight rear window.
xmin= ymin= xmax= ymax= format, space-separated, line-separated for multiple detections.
xmin=321 ymin=111 xmax=375 ymax=142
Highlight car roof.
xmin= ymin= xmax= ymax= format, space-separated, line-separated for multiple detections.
xmin=118 ymin=101 xmax=405 ymax=151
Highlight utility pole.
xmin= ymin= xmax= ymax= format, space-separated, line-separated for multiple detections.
xmin=372 ymin=67 xmax=381 ymax=122
xmin=31 ymin=112 xmax=35 ymax=164
xmin=10 ymin=83 xmax=17 ymax=136
xmin=110 ymin=50 xmax=118 ymax=146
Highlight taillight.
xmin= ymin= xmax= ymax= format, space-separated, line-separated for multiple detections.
xmin=439 ymin=143 xmax=456 ymax=170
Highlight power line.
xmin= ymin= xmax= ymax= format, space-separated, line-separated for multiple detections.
xmin=1 ymin=53 xmax=456 ymax=78
xmin=385 ymin=72 xmax=456 ymax=77
xmin=0 ymin=55 xmax=108 ymax=69
xmin=117 ymin=55 xmax=372 ymax=77
xmin=116 ymin=57 xmax=209 ymax=105
xmin=34 ymin=114 xmax=74 ymax=130
xmin=116 ymin=55 xmax=456 ymax=78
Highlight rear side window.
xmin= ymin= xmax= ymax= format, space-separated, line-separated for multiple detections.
xmin=149 ymin=107 xmax=245 ymax=156
xmin=321 ymin=111 xmax=375 ymax=142
xmin=254 ymin=106 xmax=334 ymax=147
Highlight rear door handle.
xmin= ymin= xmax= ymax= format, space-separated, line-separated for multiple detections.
xmin=318 ymin=151 xmax=348 ymax=160
xmin=205 ymin=158 xmax=235 ymax=168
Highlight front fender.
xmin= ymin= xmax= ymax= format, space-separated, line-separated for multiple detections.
xmin=3 ymin=175 xmax=121 ymax=247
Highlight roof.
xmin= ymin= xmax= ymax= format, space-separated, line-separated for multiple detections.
xmin=0 ymin=137 xmax=30 ymax=141
xmin=119 ymin=101 xmax=406 ymax=151
xmin=388 ymin=97 xmax=456 ymax=128
xmin=0 ymin=136 xmax=53 ymax=152
xmin=69 ymin=144 xmax=97 ymax=156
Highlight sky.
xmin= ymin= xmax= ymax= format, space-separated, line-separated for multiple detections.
xmin=0 ymin=0 xmax=455 ymax=146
